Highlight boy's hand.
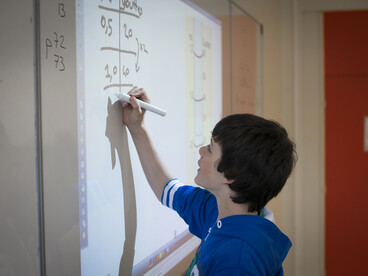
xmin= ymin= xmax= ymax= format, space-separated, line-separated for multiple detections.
xmin=122 ymin=87 xmax=149 ymax=130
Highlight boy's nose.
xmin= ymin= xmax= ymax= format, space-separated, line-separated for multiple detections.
xmin=199 ymin=146 xmax=205 ymax=156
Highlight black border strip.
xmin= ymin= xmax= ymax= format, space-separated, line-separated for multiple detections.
xmin=33 ymin=0 xmax=46 ymax=275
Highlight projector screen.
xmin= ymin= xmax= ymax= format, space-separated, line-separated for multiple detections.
xmin=75 ymin=0 xmax=222 ymax=274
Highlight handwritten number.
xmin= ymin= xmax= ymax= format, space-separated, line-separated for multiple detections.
xmin=107 ymin=19 xmax=112 ymax=36
xmin=140 ymin=43 xmax=148 ymax=54
xmin=122 ymin=65 xmax=129 ymax=78
xmin=60 ymin=35 xmax=66 ymax=49
xmin=124 ymin=24 xmax=133 ymax=39
xmin=101 ymin=15 xmax=106 ymax=30
xmin=101 ymin=15 xmax=112 ymax=36
xmin=54 ymin=32 xmax=59 ymax=48
xmin=105 ymin=64 xmax=117 ymax=82
xmin=54 ymin=54 xmax=65 ymax=71
xmin=54 ymin=55 xmax=59 ymax=69
xmin=46 ymin=38 xmax=52 ymax=59
xmin=45 ymin=4 xmax=66 ymax=70
xmin=105 ymin=64 xmax=111 ymax=82
xmin=58 ymin=3 xmax=66 ymax=17
xmin=59 ymin=56 xmax=65 ymax=71
xmin=99 ymin=2 xmax=148 ymax=87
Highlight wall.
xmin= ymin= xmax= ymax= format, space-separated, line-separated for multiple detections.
xmin=219 ymin=13 xmax=261 ymax=117
xmin=232 ymin=0 xmax=297 ymax=274
xmin=228 ymin=0 xmax=368 ymax=276
xmin=0 ymin=1 xmax=40 ymax=275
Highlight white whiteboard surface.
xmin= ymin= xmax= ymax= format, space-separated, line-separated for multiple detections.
xmin=78 ymin=1 xmax=222 ymax=275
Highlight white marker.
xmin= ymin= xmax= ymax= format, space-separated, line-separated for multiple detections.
xmin=115 ymin=92 xmax=167 ymax=117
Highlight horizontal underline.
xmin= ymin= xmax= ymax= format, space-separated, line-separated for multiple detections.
xmin=100 ymin=47 xmax=136 ymax=55
xmin=98 ymin=5 xmax=141 ymax=18
xmin=104 ymin=83 xmax=134 ymax=90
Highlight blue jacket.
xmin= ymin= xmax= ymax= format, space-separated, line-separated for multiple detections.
xmin=161 ymin=179 xmax=292 ymax=275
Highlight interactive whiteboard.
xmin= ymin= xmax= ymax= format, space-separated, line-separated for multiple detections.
xmin=75 ymin=0 xmax=222 ymax=274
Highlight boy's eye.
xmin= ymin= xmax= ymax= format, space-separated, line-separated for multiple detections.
xmin=207 ymin=145 xmax=211 ymax=153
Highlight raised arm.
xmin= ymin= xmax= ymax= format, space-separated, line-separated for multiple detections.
xmin=121 ymin=88 xmax=172 ymax=201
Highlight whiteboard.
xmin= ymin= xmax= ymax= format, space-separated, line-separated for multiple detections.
xmin=39 ymin=0 xmax=222 ymax=275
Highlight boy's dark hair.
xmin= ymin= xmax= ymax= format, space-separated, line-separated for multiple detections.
xmin=212 ymin=114 xmax=296 ymax=213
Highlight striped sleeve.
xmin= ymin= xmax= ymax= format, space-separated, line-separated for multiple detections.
xmin=160 ymin=178 xmax=218 ymax=239
xmin=161 ymin=178 xmax=184 ymax=209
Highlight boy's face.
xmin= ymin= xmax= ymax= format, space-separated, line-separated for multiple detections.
xmin=195 ymin=138 xmax=229 ymax=193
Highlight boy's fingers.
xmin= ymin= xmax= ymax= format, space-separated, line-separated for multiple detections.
xmin=123 ymin=88 xmax=149 ymax=111
xmin=128 ymin=86 xmax=139 ymax=96
xmin=127 ymin=87 xmax=146 ymax=97
xmin=129 ymin=95 xmax=140 ymax=110
xmin=139 ymin=91 xmax=149 ymax=103
xmin=133 ymin=90 xmax=149 ymax=104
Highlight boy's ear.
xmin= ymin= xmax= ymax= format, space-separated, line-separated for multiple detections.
xmin=223 ymin=178 xmax=235 ymax=185
xmin=220 ymin=174 xmax=234 ymax=185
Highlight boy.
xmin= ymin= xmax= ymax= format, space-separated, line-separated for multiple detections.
xmin=121 ymin=88 xmax=296 ymax=275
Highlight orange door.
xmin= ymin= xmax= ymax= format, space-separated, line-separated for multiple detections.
xmin=324 ymin=10 xmax=368 ymax=275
